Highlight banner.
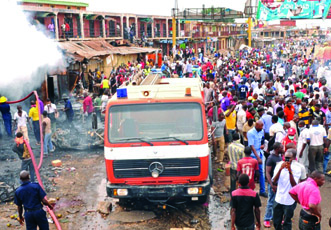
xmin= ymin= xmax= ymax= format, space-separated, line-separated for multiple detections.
xmin=256 ymin=0 xmax=331 ymax=21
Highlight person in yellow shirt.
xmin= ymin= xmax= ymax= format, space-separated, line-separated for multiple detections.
xmin=238 ymin=70 xmax=243 ymax=77
xmin=101 ymin=76 xmax=109 ymax=95
xmin=225 ymin=104 xmax=237 ymax=143
xmin=28 ymin=100 xmax=40 ymax=145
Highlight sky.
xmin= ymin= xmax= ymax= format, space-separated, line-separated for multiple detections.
xmin=87 ymin=0 xmax=248 ymax=16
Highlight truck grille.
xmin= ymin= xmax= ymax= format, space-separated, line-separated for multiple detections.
xmin=113 ymin=158 xmax=200 ymax=178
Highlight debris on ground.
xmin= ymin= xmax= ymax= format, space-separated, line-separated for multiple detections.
xmin=52 ymin=128 xmax=104 ymax=150
xmin=97 ymin=201 xmax=112 ymax=215
xmin=52 ymin=160 xmax=62 ymax=167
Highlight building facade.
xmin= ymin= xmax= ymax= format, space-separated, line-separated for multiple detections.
xmin=19 ymin=0 xmax=247 ymax=55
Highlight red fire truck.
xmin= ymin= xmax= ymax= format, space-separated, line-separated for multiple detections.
xmin=104 ymin=75 xmax=211 ymax=203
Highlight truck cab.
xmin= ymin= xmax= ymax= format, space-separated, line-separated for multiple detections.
xmin=104 ymin=76 xmax=211 ymax=203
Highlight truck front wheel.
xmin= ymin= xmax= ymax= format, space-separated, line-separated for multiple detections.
xmin=197 ymin=195 xmax=208 ymax=204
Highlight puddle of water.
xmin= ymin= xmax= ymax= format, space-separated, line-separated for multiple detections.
xmin=208 ymin=188 xmax=231 ymax=230
xmin=76 ymin=173 xmax=115 ymax=230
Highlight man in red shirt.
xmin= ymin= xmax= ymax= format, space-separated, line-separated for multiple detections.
xmin=284 ymin=99 xmax=295 ymax=122
xmin=282 ymin=128 xmax=297 ymax=152
xmin=246 ymin=107 xmax=256 ymax=121
xmin=237 ymin=146 xmax=259 ymax=190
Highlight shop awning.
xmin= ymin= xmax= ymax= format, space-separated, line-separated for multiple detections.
xmin=139 ymin=18 xmax=153 ymax=23
xmin=35 ymin=12 xmax=56 ymax=18
xmin=58 ymin=40 xmax=161 ymax=61
xmin=104 ymin=16 xmax=117 ymax=21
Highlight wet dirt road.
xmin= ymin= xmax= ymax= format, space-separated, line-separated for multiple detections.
xmin=0 ymin=151 xmax=231 ymax=230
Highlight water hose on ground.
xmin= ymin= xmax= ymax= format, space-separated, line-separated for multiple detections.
xmin=25 ymin=140 xmax=62 ymax=230
xmin=7 ymin=91 xmax=61 ymax=230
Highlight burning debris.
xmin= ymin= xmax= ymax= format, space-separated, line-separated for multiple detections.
xmin=52 ymin=128 xmax=104 ymax=151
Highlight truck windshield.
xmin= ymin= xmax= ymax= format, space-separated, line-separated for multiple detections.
xmin=108 ymin=102 xmax=203 ymax=143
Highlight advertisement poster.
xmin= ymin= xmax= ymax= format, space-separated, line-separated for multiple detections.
xmin=257 ymin=0 xmax=331 ymax=21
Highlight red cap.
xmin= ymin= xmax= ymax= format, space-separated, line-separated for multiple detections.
xmin=288 ymin=127 xmax=296 ymax=136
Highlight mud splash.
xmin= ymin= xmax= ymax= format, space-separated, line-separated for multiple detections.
xmin=208 ymin=192 xmax=231 ymax=230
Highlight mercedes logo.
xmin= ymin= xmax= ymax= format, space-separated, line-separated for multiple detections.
xmin=149 ymin=162 xmax=164 ymax=178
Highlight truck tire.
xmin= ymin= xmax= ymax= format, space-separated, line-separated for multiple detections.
xmin=118 ymin=198 xmax=130 ymax=206
xmin=198 ymin=195 xmax=208 ymax=204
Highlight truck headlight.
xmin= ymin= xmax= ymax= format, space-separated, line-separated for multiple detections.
xmin=114 ymin=189 xmax=128 ymax=196
xmin=187 ymin=187 xmax=199 ymax=195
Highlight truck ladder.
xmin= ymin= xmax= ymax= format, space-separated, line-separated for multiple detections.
xmin=140 ymin=73 xmax=160 ymax=86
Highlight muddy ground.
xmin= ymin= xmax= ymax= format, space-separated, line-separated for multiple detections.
xmin=0 ymin=142 xmax=232 ymax=230
xmin=0 ymin=136 xmax=330 ymax=229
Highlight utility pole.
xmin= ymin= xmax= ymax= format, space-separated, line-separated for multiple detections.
xmin=172 ymin=0 xmax=178 ymax=57
xmin=246 ymin=0 xmax=257 ymax=47
xmin=248 ymin=16 xmax=252 ymax=47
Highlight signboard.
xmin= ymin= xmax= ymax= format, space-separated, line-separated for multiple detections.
xmin=257 ymin=0 xmax=331 ymax=21
xmin=280 ymin=20 xmax=296 ymax=26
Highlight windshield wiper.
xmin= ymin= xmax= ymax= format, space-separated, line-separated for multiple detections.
xmin=115 ymin=137 xmax=154 ymax=146
xmin=153 ymin=137 xmax=189 ymax=145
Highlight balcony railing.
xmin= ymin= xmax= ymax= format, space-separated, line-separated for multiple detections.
xmin=106 ymin=28 xmax=121 ymax=37
xmin=59 ymin=26 xmax=82 ymax=39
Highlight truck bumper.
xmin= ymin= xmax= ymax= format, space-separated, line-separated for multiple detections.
xmin=106 ymin=179 xmax=211 ymax=202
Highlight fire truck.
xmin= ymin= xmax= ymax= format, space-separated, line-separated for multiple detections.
xmin=104 ymin=74 xmax=211 ymax=203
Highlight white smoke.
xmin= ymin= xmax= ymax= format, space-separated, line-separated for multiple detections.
xmin=0 ymin=0 xmax=66 ymax=100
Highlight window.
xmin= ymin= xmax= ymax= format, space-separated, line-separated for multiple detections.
xmin=156 ymin=23 xmax=160 ymax=37
xmin=162 ymin=23 xmax=167 ymax=37
xmin=108 ymin=103 xmax=204 ymax=143
xmin=140 ymin=22 xmax=145 ymax=37
xmin=67 ymin=6 xmax=71 ymax=9
xmin=89 ymin=20 xmax=95 ymax=37
xmin=147 ymin=23 xmax=152 ymax=38
xmin=109 ymin=20 xmax=115 ymax=37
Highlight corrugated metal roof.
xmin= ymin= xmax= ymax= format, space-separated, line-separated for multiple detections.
xmin=58 ymin=40 xmax=160 ymax=61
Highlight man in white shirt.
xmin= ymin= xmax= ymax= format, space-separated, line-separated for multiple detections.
xmin=272 ymin=151 xmax=306 ymax=230
xmin=236 ymin=104 xmax=247 ymax=141
xmin=277 ymin=66 xmax=285 ymax=80
xmin=253 ymin=83 xmax=265 ymax=96
xmin=307 ymin=120 xmax=327 ymax=172
xmin=275 ymin=122 xmax=290 ymax=143
xmin=269 ymin=115 xmax=284 ymax=138
xmin=44 ymin=98 xmax=58 ymax=132
xmin=13 ymin=105 xmax=30 ymax=142
xmin=297 ymin=121 xmax=309 ymax=173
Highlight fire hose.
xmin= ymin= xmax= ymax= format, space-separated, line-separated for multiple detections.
xmin=7 ymin=91 xmax=62 ymax=230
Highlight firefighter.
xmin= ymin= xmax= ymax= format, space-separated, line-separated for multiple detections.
xmin=0 ymin=96 xmax=12 ymax=137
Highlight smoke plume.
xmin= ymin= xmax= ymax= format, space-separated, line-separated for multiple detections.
xmin=0 ymin=0 xmax=65 ymax=100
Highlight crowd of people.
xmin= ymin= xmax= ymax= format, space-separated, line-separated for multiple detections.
xmin=77 ymin=37 xmax=331 ymax=230
xmin=200 ymin=38 xmax=330 ymax=230
xmin=1 ymin=35 xmax=331 ymax=229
